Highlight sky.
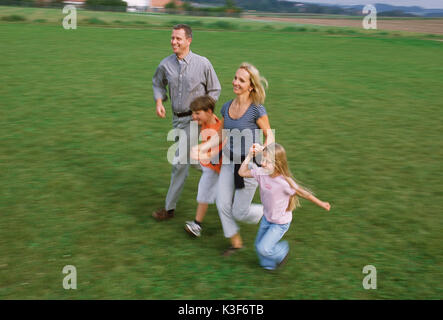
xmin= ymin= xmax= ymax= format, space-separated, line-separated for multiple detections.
xmin=293 ymin=1 xmax=443 ymax=9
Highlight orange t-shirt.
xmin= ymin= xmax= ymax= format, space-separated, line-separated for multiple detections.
xmin=200 ymin=115 xmax=222 ymax=174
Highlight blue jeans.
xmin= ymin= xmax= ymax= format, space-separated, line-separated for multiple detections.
xmin=255 ymin=216 xmax=291 ymax=270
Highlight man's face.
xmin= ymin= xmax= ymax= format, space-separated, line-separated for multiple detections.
xmin=171 ymin=28 xmax=192 ymax=57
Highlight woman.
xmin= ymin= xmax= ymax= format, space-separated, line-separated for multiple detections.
xmin=192 ymin=62 xmax=274 ymax=256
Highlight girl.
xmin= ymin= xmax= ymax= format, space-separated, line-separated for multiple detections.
xmin=238 ymin=143 xmax=331 ymax=271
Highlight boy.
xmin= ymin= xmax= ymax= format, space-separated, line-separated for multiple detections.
xmin=185 ymin=95 xmax=223 ymax=237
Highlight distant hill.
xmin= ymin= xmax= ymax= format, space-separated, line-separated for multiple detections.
xmin=188 ymin=1 xmax=443 ymax=16
xmin=341 ymin=3 xmax=443 ymax=17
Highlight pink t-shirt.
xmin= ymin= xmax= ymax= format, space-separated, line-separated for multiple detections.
xmin=251 ymin=167 xmax=298 ymax=224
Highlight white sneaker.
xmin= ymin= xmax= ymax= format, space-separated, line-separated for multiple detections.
xmin=185 ymin=221 xmax=202 ymax=237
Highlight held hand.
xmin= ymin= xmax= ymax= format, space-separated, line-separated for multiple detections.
xmin=200 ymin=158 xmax=210 ymax=165
xmin=254 ymin=143 xmax=265 ymax=153
xmin=249 ymin=143 xmax=264 ymax=156
xmin=248 ymin=145 xmax=255 ymax=157
xmin=191 ymin=145 xmax=212 ymax=162
xmin=156 ymin=104 xmax=166 ymax=118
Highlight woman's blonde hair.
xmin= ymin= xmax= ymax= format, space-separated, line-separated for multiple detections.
xmin=239 ymin=62 xmax=268 ymax=106
xmin=263 ymin=143 xmax=313 ymax=212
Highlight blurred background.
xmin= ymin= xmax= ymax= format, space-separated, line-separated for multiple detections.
xmin=0 ymin=0 xmax=442 ymax=299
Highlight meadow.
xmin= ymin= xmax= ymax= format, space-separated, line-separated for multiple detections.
xmin=0 ymin=6 xmax=442 ymax=299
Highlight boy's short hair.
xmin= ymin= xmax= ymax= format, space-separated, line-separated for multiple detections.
xmin=190 ymin=95 xmax=216 ymax=113
xmin=173 ymin=24 xmax=192 ymax=39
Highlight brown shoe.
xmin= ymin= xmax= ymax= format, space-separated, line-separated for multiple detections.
xmin=152 ymin=208 xmax=174 ymax=221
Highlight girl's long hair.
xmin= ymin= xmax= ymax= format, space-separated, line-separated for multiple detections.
xmin=239 ymin=62 xmax=268 ymax=106
xmin=264 ymin=143 xmax=313 ymax=212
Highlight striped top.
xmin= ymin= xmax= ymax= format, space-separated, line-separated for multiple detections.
xmin=220 ymin=99 xmax=267 ymax=160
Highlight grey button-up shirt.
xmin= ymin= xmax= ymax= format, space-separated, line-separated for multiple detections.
xmin=152 ymin=51 xmax=221 ymax=114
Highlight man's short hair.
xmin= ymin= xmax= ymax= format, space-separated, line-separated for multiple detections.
xmin=190 ymin=95 xmax=216 ymax=113
xmin=173 ymin=24 xmax=192 ymax=39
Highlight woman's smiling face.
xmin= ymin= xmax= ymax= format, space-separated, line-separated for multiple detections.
xmin=232 ymin=68 xmax=252 ymax=96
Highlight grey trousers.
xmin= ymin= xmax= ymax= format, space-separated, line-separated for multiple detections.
xmin=165 ymin=115 xmax=199 ymax=211
xmin=216 ymin=162 xmax=264 ymax=238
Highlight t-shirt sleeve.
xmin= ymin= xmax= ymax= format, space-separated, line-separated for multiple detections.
xmin=284 ymin=178 xmax=298 ymax=196
xmin=250 ymin=166 xmax=264 ymax=183
xmin=255 ymin=105 xmax=268 ymax=119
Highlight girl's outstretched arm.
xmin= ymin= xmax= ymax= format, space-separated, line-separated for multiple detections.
xmin=296 ymin=187 xmax=331 ymax=211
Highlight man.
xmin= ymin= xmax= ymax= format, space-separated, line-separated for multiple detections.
xmin=152 ymin=24 xmax=221 ymax=221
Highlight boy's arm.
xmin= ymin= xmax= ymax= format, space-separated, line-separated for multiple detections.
xmin=191 ymin=135 xmax=227 ymax=162
xmin=191 ymin=118 xmax=224 ymax=160
xmin=200 ymin=138 xmax=227 ymax=165
xmin=296 ymin=188 xmax=331 ymax=211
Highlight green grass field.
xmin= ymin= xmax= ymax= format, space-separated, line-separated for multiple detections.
xmin=1 ymin=6 xmax=442 ymax=299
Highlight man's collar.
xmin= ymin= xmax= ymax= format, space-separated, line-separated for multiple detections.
xmin=177 ymin=50 xmax=193 ymax=64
